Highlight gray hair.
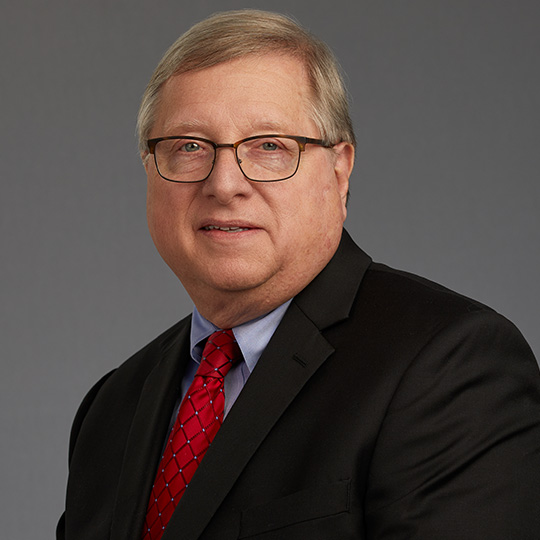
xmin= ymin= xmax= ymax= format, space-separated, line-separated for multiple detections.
xmin=137 ymin=9 xmax=355 ymax=155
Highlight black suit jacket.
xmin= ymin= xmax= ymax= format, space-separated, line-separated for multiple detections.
xmin=58 ymin=230 xmax=540 ymax=539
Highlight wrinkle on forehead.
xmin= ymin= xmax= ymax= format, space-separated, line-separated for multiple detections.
xmin=152 ymin=54 xmax=319 ymax=141
xmin=159 ymin=118 xmax=298 ymax=141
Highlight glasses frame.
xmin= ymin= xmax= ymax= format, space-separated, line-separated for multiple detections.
xmin=146 ymin=134 xmax=334 ymax=183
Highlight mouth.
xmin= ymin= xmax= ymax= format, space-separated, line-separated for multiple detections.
xmin=203 ymin=225 xmax=251 ymax=233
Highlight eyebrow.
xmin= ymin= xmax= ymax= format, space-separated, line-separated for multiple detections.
xmin=161 ymin=119 xmax=207 ymax=134
xmin=248 ymin=119 xmax=289 ymax=133
xmin=160 ymin=119 xmax=291 ymax=137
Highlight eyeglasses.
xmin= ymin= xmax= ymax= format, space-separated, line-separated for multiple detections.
xmin=147 ymin=134 xmax=333 ymax=183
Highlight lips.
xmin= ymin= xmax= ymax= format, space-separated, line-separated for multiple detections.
xmin=203 ymin=225 xmax=251 ymax=232
xmin=199 ymin=219 xmax=257 ymax=233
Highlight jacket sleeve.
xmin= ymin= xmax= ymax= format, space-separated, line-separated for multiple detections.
xmin=56 ymin=370 xmax=116 ymax=540
xmin=364 ymin=310 xmax=540 ymax=539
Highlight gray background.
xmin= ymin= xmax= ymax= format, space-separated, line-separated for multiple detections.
xmin=2 ymin=1 xmax=539 ymax=537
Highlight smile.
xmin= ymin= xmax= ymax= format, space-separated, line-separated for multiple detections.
xmin=203 ymin=226 xmax=251 ymax=232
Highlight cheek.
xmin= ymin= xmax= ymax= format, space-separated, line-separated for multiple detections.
xmin=275 ymin=168 xmax=341 ymax=237
xmin=146 ymin=184 xmax=164 ymax=240
xmin=310 ymin=178 xmax=343 ymax=225
xmin=146 ymin=182 xmax=183 ymax=247
xmin=305 ymin=178 xmax=347 ymax=251
xmin=278 ymin=187 xmax=334 ymax=249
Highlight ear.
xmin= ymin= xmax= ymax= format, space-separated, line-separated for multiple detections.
xmin=332 ymin=141 xmax=355 ymax=216
xmin=141 ymin=151 xmax=151 ymax=172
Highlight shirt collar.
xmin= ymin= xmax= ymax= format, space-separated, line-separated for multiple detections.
xmin=190 ymin=300 xmax=292 ymax=374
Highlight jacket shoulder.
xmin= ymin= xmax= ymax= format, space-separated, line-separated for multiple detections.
xmin=365 ymin=261 xmax=492 ymax=314
xmin=350 ymin=261 xmax=503 ymax=343
xmin=67 ymin=315 xmax=191 ymax=459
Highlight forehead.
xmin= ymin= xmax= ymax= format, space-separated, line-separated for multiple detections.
xmin=152 ymin=54 xmax=318 ymax=138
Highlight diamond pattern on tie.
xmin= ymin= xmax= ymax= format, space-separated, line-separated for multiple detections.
xmin=141 ymin=329 xmax=240 ymax=540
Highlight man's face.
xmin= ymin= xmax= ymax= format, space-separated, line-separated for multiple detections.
xmin=145 ymin=53 xmax=353 ymax=324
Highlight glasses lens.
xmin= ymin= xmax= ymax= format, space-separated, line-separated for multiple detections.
xmin=154 ymin=138 xmax=214 ymax=182
xmin=237 ymin=137 xmax=300 ymax=181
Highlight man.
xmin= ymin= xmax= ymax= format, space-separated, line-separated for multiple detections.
xmin=58 ymin=10 xmax=540 ymax=540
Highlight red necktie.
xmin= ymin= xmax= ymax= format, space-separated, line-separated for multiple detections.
xmin=141 ymin=329 xmax=240 ymax=540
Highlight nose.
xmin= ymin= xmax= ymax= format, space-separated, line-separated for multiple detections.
xmin=201 ymin=146 xmax=252 ymax=204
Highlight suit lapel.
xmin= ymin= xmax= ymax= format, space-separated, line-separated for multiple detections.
xmin=110 ymin=320 xmax=192 ymax=540
xmin=293 ymin=229 xmax=371 ymax=329
xmin=162 ymin=229 xmax=372 ymax=540
xmin=162 ymin=302 xmax=334 ymax=540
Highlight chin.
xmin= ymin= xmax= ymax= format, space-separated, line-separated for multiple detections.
xmin=170 ymin=257 xmax=274 ymax=294
xmin=206 ymin=255 xmax=277 ymax=288
xmin=204 ymin=272 xmax=272 ymax=294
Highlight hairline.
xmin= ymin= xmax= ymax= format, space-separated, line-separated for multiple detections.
xmin=139 ymin=50 xmax=330 ymax=156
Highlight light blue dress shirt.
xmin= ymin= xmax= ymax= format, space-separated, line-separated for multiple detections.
xmin=181 ymin=300 xmax=292 ymax=417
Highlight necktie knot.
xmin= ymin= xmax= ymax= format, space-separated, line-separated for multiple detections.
xmin=198 ymin=329 xmax=240 ymax=378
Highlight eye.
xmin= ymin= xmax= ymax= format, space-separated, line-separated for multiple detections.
xmin=181 ymin=141 xmax=201 ymax=152
xmin=261 ymin=141 xmax=279 ymax=151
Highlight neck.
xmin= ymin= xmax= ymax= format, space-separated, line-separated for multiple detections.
xmin=190 ymin=287 xmax=294 ymax=329
xmin=182 ymin=230 xmax=344 ymax=328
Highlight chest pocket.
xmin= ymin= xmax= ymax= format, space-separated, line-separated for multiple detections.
xmin=239 ymin=480 xmax=351 ymax=539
